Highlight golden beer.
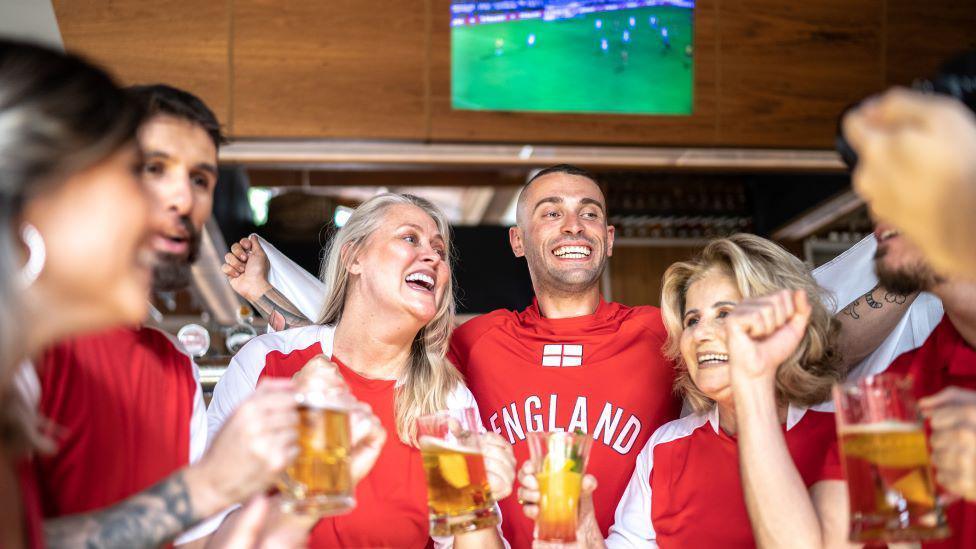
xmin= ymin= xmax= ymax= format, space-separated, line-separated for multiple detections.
xmin=279 ymin=404 xmax=355 ymax=515
xmin=420 ymin=435 xmax=499 ymax=535
xmin=840 ymin=422 xmax=949 ymax=543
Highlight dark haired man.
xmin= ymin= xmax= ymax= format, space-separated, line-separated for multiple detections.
xmin=223 ymin=164 xmax=907 ymax=547
xmin=868 ymin=220 xmax=976 ymax=549
xmin=33 ymin=84 xmax=297 ymax=548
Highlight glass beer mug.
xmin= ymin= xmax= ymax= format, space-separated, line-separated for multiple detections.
xmin=833 ymin=373 xmax=950 ymax=543
xmin=417 ymin=407 xmax=500 ymax=536
xmin=277 ymin=362 xmax=357 ymax=515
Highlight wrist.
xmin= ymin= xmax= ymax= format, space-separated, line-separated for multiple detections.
xmin=243 ymin=279 xmax=273 ymax=303
xmin=183 ymin=461 xmax=233 ymax=518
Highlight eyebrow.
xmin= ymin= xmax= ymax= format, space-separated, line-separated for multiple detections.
xmin=532 ymin=196 xmax=606 ymax=214
xmin=144 ymin=150 xmax=218 ymax=176
xmin=682 ymin=301 xmax=738 ymax=319
xmin=399 ymin=223 xmax=444 ymax=243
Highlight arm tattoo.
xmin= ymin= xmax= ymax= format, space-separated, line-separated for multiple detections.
xmin=254 ymin=287 xmax=313 ymax=330
xmin=842 ymin=298 xmax=861 ymax=320
xmin=864 ymin=288 xmax=883 ymax=309
xmin=884 ymin=290 xmax=909 ymax=305
xmin=44 ymin=471 xmax=198 ymax=549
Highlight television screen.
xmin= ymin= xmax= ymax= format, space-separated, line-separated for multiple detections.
xmin=451 ymin=1 xmax=695 ymax=115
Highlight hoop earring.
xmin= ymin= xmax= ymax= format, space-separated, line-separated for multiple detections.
xmin=20 ymin=223 xmax=46 ymax=288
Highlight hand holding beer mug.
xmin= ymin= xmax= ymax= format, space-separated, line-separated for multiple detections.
xmin=834 ymin=373 xmax=950 ymax=543
xmin=524 ymin=431 xmax=594 ymax=547
xmin=279 ymin=355 xmax=386 ymax=516
xmin=417 ymin=407 xmax=501 ymax=535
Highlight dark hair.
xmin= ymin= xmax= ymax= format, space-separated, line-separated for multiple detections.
xmin=527 ymin=163 xmax=599 ymax=186
xmin=127 ymin=84 xmax=225 ymax=149
xmin=0 ymin=39 xmax=143 ymax=453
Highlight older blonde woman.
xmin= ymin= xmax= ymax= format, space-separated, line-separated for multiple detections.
xmin=519 ymin=234 xmax=854 ymax=548
xmin=208 ymin=193 xmax=515 ymax=548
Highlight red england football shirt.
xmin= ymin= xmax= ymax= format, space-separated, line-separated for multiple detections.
xmin=208 ymin=324 xmax=488 ymax=548
xmin=607 ymin=405 xmax=843 ymax=547
xmin=887 ymin=315 xmax=976 ymax=549
xmin=33 ymin=327 xmax=207 ymax=520
xmin=449 ymin=298 xmax=682 ymax=547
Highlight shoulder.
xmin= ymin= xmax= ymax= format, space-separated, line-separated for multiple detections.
xmin=609 ymin=302 xmax=668 ymax=338
xmin=235 ymin=324 xmax=331 ymax=364
xmin=454 ymin=309 xmax=514 ymax=337
xmin=140 ymin=326 xmax=193 ymax=362
xmin=648 ymin=411 xmax=711 ymax=449
xmin=445 ymin=383 xmax=478 ymax=410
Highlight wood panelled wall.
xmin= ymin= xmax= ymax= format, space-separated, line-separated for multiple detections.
xmin=53 ymin=0 xmax=976 ymax=148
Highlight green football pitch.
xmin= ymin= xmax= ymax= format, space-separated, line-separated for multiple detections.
xmin=451 ymin=6 xmax=694 ymax=115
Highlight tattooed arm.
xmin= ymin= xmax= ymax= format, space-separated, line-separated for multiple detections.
xmin=44 ymin=380 xmax=300 ymax=549
xmin=835 ymin=284 xmax=918 ymax=370
xmin=43 ymin=470 xmax=207 ymax=549
xmin=222 ymin=236 xmax=314 ymax=330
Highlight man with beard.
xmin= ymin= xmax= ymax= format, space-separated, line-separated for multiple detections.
xmin=32 ymin=85 xmax=300 ymax=548
xmin=223 ymin=164 xmax=911 ymax=547
xmin=870 ymin=220 xmax=976 ymax=549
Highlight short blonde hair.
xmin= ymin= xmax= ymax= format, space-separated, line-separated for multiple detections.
xmin=661 ymin=234 xmax=842 ymax=412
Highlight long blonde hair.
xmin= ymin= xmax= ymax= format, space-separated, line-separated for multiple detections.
xmin=661 ymin=234 xmax=842 ymax=412
xmin=318 ymin=193 xmax=462 ymax=445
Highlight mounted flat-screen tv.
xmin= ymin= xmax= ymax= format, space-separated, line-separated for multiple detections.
xmin=451 ymin=0 xmax=695 ymax=115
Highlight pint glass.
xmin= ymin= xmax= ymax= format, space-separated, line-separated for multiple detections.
xmin=417 ymin=407 xmax=500 ymax=536
xmin=833 ymin=373 xmax=950 ymax=543
xmin=277 ymin=374 xmax=356 ymax=515
xmin=527 ymin=431 xmax=593 ymax=547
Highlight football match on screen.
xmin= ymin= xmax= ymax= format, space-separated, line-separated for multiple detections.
xmin=450 ymin=0 xmax=695 ymax=115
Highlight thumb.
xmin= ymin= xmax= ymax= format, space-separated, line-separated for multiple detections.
xmin=788 ymin=290 xmax=812 ymax=332
xmin=248 ymin=235 xmax=266 ymax=258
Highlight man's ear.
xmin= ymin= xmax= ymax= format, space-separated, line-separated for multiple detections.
xmin=509 ymin=226 xmax=525 ymax=258
xmin=606 ymin=224 xmax=615 ymax=257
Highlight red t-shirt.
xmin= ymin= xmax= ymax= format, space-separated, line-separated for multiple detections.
xmin=208 ymin=324 xmax=483 ymax=548
xmin=607 ymin=406 xmax=843 ymax=547
xmin=12 ymin=457 xmax=44 ymax=549
xmin=33 ymin=327 xmax=206 ymax=518
xmin=887 ymin=315 xmax=976 ymax=549
xmin=449 ymin=298 xmax=682 ymax=547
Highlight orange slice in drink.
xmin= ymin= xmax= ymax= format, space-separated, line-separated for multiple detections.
xmin=439 ymin=453 xmax=470 ymax=489
xmin=891 ymin=469 xmax=935 ymax=507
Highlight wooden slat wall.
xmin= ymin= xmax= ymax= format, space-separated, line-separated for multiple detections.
xmin=53 ymin=0 xmax=976 ymax=147
xmin=608 ymin=245 xmax=704 ymax=307
xmin=53 ymin=0 xmax=232 ymax=128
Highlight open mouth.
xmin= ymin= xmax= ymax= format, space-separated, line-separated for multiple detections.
xmin=153 ymin=233 xmax=190 ymax=255
xmin=697 ymin=353 xmax=729 ymax=367
xmin=405 ymin=271 xmax=435 ymax=292
xmin=552 ymin=245 xmax=592 ymax=260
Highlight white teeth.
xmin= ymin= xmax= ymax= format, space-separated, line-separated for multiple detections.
xmin=553 ymin=245 xmax=591 ymax=258
xmin=879 ymin=229 xmax=900 ymax=241
xmin=405 ymin=272 xmax=434 ymax=289
xmin=697 ymin=353 xmax=729 ymax=364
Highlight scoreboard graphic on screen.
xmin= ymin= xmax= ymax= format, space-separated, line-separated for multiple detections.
xmin=451 ymin=0 xmax=695 ymax=115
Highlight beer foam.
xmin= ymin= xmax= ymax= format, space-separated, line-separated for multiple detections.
xmin=419 ymin=435 xmax=480 ymax=455
xmin=839 ymin=421 xmax=922 ymax=434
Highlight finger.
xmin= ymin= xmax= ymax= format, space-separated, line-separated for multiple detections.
xmin=230 ymin=243 xmax=248 ymax=262
xmin=517 ymin=485 xmax=540 ymax=505
xmin=581 ymin=473 xmax=598 ymax=495
xmin=221 ymin=264 xmax=241 ymax=279
xmin=871 ymin=88 xmax=936 ymax=129
xmin=249 ymin=235 xmax=266 ymax=258
xmin=239 ymin=237 xmax=253 ymax=252
xmin=758 ymin=301 xmax=778 ymax=336
xmin=928 ymin=406 xmax=976 ymax=431
xmin=920 ymin=387 xmax=976 ymax=410
xmin=787 ymin=290 xmax=812 ymax=334
xmin=224 ymin=252 xmax=245 ymax=272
